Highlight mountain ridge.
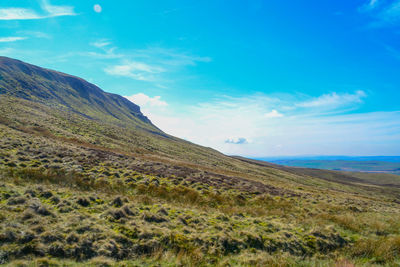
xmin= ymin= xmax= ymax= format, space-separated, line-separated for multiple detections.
xmin=0 ymin=56 xmax=158 ymax=132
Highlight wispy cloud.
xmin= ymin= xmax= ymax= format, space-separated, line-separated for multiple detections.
xmin=0 ymin=8 xmax=41 ymax=20
xmin=381 ymin=1 xmax=400 ymax=23
xmin=144 ymin=47 xmax=212 ymax=66
xmin=360 ymin=0 xmax=400 ymax=26
xmin=0 ymin=47 xmax=16 ymax=56
xmin=18 ymin=31 xmax=51 ymax=39
xmin=297 ymin=90 xmax=366 ymax=109
xmin=0 ymin=0 xmax=76 ymax=20
xmin=128 ymin=91 xmax=400 ymax=156
xmin=0 ymin=36 xmax=27 ymax=42
xmin=41 ymin=0 xmax=75 ymax=17
xmin=90 ymin=40 xmax=111 ymax=49
xmin=100 ymin=45 xmax=211 ymax=82
xmin=362 ymin=0 xmax=380 ymax=10
xmin=370 ymin=0 xmax=379 ymax=8
xmin=87 ymin=40 xmax=123 ymax=59
xmin=105 ymin=61 xmax=165 ymax=81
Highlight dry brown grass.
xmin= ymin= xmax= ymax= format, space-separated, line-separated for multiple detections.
xmin=352 ymin=236 xmax=400 ymax=263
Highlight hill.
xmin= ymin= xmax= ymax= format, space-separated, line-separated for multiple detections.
xmin=261 ymin=158 xmax=400 ymax=175
xmin=0 ymin=57 xmax=156 ymax=131
xmin=1 ymin=57 xmax=400 ymax=266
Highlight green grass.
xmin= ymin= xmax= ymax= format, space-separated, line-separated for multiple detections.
xmin=0 ymin=97 xmax=400 ymax=266
xmin=340 ymin=171 xmax=400 ymax=186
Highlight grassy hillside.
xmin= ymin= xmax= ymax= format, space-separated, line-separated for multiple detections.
xmin=1 ymin=59 xmax=400 ymax=266
xmin=0 ymin=57 xmax=157 ymax=132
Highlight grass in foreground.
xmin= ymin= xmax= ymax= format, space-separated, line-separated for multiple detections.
xmin=1 ymin=166 xmax=400 ymax=266
xmin=1 ymin=97 xmax=400 ymax=266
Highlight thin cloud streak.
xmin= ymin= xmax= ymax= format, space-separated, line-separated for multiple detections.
xmin=105 ymin=61 xmax=165 ymax=81
xmin=360 ymin=0 xmax=400 ymax=26
xmin=297 ymin=90 xmax=366 ymax=108
xmin=0 ymin=37 xmax=27 ymax=42
xmin=91 ymin=41 xmax=111 ymax=48
xmin=96 ymin=42 xmax=211 ymax=82
xmin=18 ymin=31 xmax=51 ymax=39
xmin=0 ymin=0 xmax=76 ymax=20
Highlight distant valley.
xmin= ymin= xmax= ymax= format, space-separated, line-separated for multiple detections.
xmin=256 ymin=156 xmax=400 ymax=175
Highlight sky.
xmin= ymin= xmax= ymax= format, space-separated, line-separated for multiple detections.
xmin=0 ymin=0 xmax=400 ymax=157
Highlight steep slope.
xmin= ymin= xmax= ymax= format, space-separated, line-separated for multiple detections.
xmin=1 ymin=58 xmax=400 ymax=266
xmin=0 ymin=56 xmax=156 ymax=131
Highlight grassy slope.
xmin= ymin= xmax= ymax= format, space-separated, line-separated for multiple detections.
xmin=340 ymin=172 xmax=400 ymax=187
xmin=1 ymin=97 xmax=400 ymax=266
xmin=235 ymin=157 xmax=400 ymax=193
xmin=0 ymin=56 xmax=157 ymax=133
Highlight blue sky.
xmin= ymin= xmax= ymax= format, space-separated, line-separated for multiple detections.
xmin=1 ymin=0 xmax=400 ymax=156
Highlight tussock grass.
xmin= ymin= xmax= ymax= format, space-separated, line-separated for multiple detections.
xmin=1 ymin=96 xmax=400 ymax=266
xmin=352 ymin=236 xmax=400 ymax=264
xmin=3 ymin=167 xmax=270 ymax=214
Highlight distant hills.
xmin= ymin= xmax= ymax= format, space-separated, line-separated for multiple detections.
xmin=256 ymin=156 xmax=400 ymax=175
xmin=257 ymin=156 xmax=400 ymax=162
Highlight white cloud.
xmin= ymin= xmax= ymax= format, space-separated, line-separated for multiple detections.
xmin=41 ymin=0 xmax=75 ymax=17
xmin=124 ymin=93 xmax=168 ymax=108
xmin=88 ymin=41 xmax=123 ymax=59
xmin=99 ymin=46 xmax=211 ymax=82
xmin=0 ymin=37 xmax=27 ymax=42
xmin=133 ymin=91 xmax=400 ymax=156
xmin=105 ymin=61 xmax=165 ymax=81
xmin=91 ymin=40 xmax=111 ymax=48
xmin=225 ymin=137 xmax=248 ymax=144
xmin=0 ymin=8 xmax=41 ymax=20
xmin=297 ymin=90 xmax=366 ymax=109
xmin=264 ymin=109 xmax=284 ymax=118
xmin=0 ymin=0 xmax=76 ymax=20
